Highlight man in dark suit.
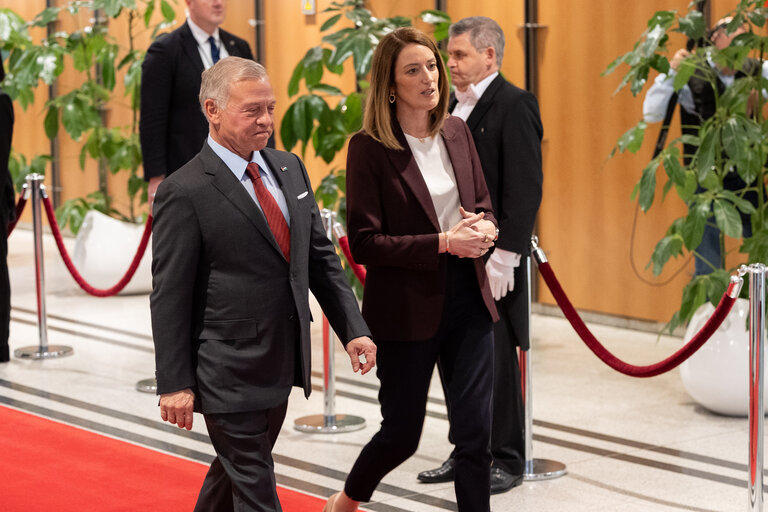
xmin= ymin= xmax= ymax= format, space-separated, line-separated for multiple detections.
xmin=0 ymin=57 xmax=15 ymax=363
xmin=140 ymin=0 xmax=255 ymax=208
xmin=150 ymin=57 xmax=376 ymax=511
xmin=417 ymin=16 xmax=543 ymax=494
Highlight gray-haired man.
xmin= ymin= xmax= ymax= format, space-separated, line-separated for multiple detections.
xmin=418 ymin=16 xmax=543 ymax=494
xmin=150 ymin=56 xmax=376 ymax=511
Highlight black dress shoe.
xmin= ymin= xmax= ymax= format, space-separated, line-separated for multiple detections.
xmin=490 ymin=466 xmax=523 ymax=494
xmin=417 ymin=457 xmax=456 ymax=483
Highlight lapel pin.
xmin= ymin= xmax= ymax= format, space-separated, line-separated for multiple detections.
xmin=280 ymin=166 xmax=288 ymax=172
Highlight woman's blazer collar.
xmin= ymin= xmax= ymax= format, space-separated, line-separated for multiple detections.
xmin=386 ymin=118 xmax=477 ymax=233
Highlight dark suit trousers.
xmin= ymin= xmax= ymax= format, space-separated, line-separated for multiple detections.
xmin=194 ymin=402 xmax=288 ymax=512
xmin=443 ymin=265 xmax=526 ymax=476
xmin=0 ymin=206 xmax=10 ymax=362
xmin=344 ymin=257 xmax=493 ymax=511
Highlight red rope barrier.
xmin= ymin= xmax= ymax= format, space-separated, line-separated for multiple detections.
xmin=537 ymin=260 xmax=737 ymax=378
xmin=6 ymin=194 xmax=27 ymax=237
xmin=337 ymin=235 xmax=366 ymax=285
xmin=41 ymin=195 xmax=152 ymax=297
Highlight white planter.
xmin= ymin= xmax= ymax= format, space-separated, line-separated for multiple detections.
xmin=71 ymin=210 xmax=152 ymax=295
xmin=680 ymin=298 xmax=766 ymax=416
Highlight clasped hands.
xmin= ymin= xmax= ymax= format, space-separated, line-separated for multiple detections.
xmin=442 ymin=207 xmax=497 ymax=259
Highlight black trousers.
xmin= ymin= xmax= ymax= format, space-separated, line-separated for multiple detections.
xmin=1 ymin=206 xmax=9 ymax=363
xmin=344 ymin=257 xmax=494 ymax=512
xmin=443 ymin=273 xmax=526 ymax=475
xmin=194 ymin=401 xmax=288 ymax=512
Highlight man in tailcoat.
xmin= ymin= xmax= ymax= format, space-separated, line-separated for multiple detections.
xmin=418 ymin=16 xmax=543 ymax=494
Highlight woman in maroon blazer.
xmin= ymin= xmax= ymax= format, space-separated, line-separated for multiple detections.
xmin=324 ymin=27 xmax=498 ymax=512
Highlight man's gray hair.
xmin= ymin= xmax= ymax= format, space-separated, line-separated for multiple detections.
xmin=449 ymin=16 xmax=505 ymax=67
xmin=199 ymin=56 xmax=269 ymax=111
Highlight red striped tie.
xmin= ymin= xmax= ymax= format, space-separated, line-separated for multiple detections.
xmin=245 ymin=162 xmax=290 ymax=261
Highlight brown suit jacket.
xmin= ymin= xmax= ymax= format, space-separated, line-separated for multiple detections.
xmin=346 ymin=116 xmax=498 ymax=342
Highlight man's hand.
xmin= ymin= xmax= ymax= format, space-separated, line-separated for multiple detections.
xmin=345 ymin=336 xmax=377 ymax=375
xmin=148 ymin=176 xmax=164 ymax=211
xmin=159 ymin=388 xmax=195 ymax=430
xmin=670 ymin=48 xmax=690 ymax=71
xmin=485 ymin=248 xmax=520 ymax=300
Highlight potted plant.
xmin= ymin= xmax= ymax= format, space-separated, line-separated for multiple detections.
xmin=0 ymin=0 xmax=176 ymax=233
xmin=605 ymin=2 xmax=767 ymax=332
xmin=606 ymin=2 xmax=768 ymax=415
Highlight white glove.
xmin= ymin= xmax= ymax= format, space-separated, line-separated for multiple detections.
xmin=485 ymin=249 xmax=521 ymax=300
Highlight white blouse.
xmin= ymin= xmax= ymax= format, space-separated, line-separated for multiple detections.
xmin=404 ymin=133 xmax=462 ymax=232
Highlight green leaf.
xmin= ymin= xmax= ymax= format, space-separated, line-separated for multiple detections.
xmin=340 ymin=92 xmax=362 ymax=133
xmin=696 ymin=125 xmax=717 ymax=181
xmin=638 ymin=158 xmax=659 ymax=211
xmin=615 ymin=121 xmax=646 ymax=154
xmin=320 ymin=13 xmax=342 ymax=32
xmin=681 ymin=200 xmax=709 ymax=251
xmin=676 ymin=170 xmax=698 ymax=202
xmin=673 ymin=57 xmax=696 ymax=91
xmin=143 ymin=0 xmax=155 ymax=27
xmin=420 ymin=9 xmax=451 ymax=24
xmin=713 ymin=199 xmax=742 ymax=238
xmin=287 ymin=63 xmax=303 ymax=98
xmin=662 ymin=146 xmax=685 ymax=186
xmin=308 ymin=83 xmax=343 ymax=95
xmin=44 ymin=105 xmax=59 ymax=139
xmin=160 ymin=0 xmax=175 ymax=22
xmin=650 ymin=233 xmax=684 ymax=276
xmin=677 ymin=10 xmax=705 ymax=41
xmin=678 ymin=276 xmax=709 ymax=325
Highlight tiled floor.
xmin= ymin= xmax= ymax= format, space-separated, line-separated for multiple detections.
xmin=3 ymin=226 xmax=762 ymax=511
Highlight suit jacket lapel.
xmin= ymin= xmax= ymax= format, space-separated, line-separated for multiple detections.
xmin=388 ymin=123 xmax=441 ymax=233
xmin=465 ymin=74 xmax=504 ymax=131
xmin=180 ymin=22 xmax=205 ymax=75
xmin=202 ymin=145 xmax=285 ymax=258
xmin=220 ymin=30 xmax=243 ymax=57
xmin=441 ymin=120 xmax=475 ymax=210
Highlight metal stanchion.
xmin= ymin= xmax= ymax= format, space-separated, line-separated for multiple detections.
xmin=294 ymin=209 xmax=365 ymax=433
xmin=746 ymin=263 xmax=765 ymax=511
xmin=14 ymin=174 xmax=73 ymax=360
xmin=523 ymin=237 xmax=566 ymax=480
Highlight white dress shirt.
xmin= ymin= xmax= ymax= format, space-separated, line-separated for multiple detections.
xmin=403 ymin=134 xmax=462 ymax=232
xmin=187 ymin=16 xmax=230 ymax=70
xmin=452 ymin=71 xmax=499 ymax=121
xmin=207 ymin=135 xmax=291 ymax=225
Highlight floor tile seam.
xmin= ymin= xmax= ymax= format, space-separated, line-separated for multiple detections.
xmin=308 ymin=380 xmax=751 ymax=474
xmin=0 ymin=377 xmax=212 ymax=443
xmin=532 ymin=419 xmax=750 ymax=472
xmin=535 ymin=432 xmax=749 ymax=490
xmin=273 ymin=468 xmax=450 ymax=512
xmin=0 ymin=386 xmax=215 ymax=453
xmin=9 ymin=315 xmax=155 ymax=354
xmin=565 ymin=473 xmax=730 ymax=512
xmin=10 ymin=305 xmax=154 ymax=343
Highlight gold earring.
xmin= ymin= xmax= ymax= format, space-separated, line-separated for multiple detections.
xmin=389 ymin=92 xmax=395 ymax=103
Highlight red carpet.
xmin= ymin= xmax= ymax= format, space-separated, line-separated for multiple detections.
xmin=0 ymin=405 xmax=325 ymax=511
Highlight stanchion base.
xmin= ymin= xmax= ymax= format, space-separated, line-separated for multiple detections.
xmin=293 ymin=414 xmax=366 ymax=434
xmin=523 ymin=458 xmax=567 ymax=481
xmin=136 ymin=378 xmax=157 ymax=394
xmin=14 ymin=345 xmax=73 ymax=360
